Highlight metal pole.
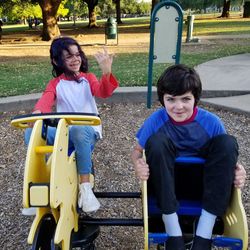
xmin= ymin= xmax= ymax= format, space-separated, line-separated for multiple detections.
xmin=186 ymin=15 xmax=194 ymax=43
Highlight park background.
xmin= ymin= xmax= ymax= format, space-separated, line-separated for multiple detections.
xmin=0 ymin=0 xmax=250 ymax=249
xmin=0 ymin=0 xmax=250 ymax=98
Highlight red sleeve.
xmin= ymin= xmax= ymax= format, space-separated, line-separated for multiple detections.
xmin=34 ymin=78 xmax=57 ymax=113
xmin=87 ymin=73 xmax=119 ymax=98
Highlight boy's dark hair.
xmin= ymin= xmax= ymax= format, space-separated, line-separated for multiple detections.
xmin=157 ymin=64 xmax=202 ymax=106
xmin=50 ymin=36 xmax=88 ymax=81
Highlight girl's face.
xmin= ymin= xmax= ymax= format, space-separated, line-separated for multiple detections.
xmin=163 ymin=91 xmax=195 ymax=122
xmin=62 ymin=45 xmax=82 ymax=74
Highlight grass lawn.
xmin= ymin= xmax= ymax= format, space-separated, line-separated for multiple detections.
xmin=193 ymin=18 xmax=250 ymax=36
xmin=2 ymin=15 xmax=250 ymax=37
xmin=1 ymin=41 xmax=250 ymax=97
xmin=0 ymin=15 xmax=250 ymax=97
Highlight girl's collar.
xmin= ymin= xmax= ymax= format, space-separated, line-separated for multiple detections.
xmin=62 ymin=72 xmax=84 ymax=80
xmin=169 ymin=106 xmax=198 ymax=125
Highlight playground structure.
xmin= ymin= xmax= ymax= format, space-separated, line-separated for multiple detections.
xmin=9 ymin=0 xmax=248 ymax=249
xmin=11 ymin=113 xmax=101 ymax=249
xmin=11 ymin=113 xmax=248 ymax=250
xmin=147 ymin=0 xmax=183 ymax=108
xmin=142 ymin=156 xmax=249 ymax=250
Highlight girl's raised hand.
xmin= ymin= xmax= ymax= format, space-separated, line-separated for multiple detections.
xmin=94 ymin=47 xmax=114 ymax=75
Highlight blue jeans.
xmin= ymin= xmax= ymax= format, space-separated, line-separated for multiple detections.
xmin=25 ymin=126 xmax=99 ymax=175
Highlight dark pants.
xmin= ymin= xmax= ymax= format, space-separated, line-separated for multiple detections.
xmin=145 ymin=133 xmax=238 ymax=216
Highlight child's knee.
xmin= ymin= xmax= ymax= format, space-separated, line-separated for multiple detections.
xmin=213 ymin=134 xmax=238 ymax=153
xmin=70 ymin=126 xmax=94 ymax=142
xmin=145 ymin=133 xmax=175 ymax=154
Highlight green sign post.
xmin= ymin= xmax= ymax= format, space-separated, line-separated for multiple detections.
xmin=147 ymin=0 xmax=183 ymax=108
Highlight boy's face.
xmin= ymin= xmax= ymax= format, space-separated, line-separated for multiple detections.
xmin=62 ymin=45 xmax=82 ymax=74
xmin=163 ymin=91 xmax=195 ymax=122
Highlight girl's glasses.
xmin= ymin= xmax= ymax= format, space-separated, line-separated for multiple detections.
xmin=64 ymin=53 xmax=81 ymax=62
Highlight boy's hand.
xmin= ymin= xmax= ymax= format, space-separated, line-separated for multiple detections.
xmin=234 ymin=163 xmax=246 ymax=189
xmin=94 ymin=47 xmax=114 ymax=75
xmin=134 ymin=158 xmax=150 ymax=181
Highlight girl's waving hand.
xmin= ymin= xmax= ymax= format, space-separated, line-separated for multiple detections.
xmin=94 ymin=47 xmax=114 ymax=75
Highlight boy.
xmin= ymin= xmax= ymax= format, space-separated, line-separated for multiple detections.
xmin=131 ymin=64 xmax=246 ymax=250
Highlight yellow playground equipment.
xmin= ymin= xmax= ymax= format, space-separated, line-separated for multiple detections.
xmin=11 ymin=113 xmax=248 ymax=250
xmin=11 ymin=113 xmax=101 ymax=250
xmin=141 ymin=156 xmax=249 ymax=250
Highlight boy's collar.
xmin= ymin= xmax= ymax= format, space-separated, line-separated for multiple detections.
xmin=169 ymin=106 xmax=198 ymax=125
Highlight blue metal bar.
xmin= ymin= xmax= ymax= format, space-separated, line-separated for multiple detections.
xmin=213 ymin=237 xmax=243 ymax=250
xmin=175 ymin=156 xmax=205 ymax=164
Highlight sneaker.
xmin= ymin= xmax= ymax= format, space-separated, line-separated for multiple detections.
xmin=190 ymin=236 xmax=212 ymax=250
xmin=78 ymin=183 xmax=100 ymax=213
xmin=22 ymin=207 xmax=37 ymax=216
xmin=165 ymin=236 xmax=185 ymax=250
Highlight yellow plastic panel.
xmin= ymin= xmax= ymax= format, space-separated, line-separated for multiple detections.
xmin=11 ymin=113 xmax=101 ymax=128
xmin=23 ymin=120 xmax=51 ymax=207
xmin=30 ymin=185 xmax=49 ymax=206
xmin=50 ymin=119 xmax=78 ymax=249
xmin=142 ymin=151 xmax=149 ymax=250
xmin=35 ymin=146 xmax=54 ymax=154
xmin=142 ymin=180 xmax=149 ymax=250
xmin=223 ymin=188 xmax=248 ymax=250
xmin=28 ymin=207 xmax=51 ymax=244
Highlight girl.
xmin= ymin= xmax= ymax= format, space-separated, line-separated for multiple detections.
xmin=25 ymin=36 xmax=119 ymax=213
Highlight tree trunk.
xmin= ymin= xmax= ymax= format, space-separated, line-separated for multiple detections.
xmin=88 ymin=5 xmax=97 ymax=28
xmin=151 ymin=0 xmax=159 ymax=14
xmin=116 ymin=0 xmax=122 ymax=24
xmin=220 ymin=0 xmax=230 ymax=18
xmin=39 ymin=0 xmax=61 ymax=41
xmin=83 ymin=0 xmax=98 ymax=28
xmin=243 ymin=0 xmax=250 ymax=17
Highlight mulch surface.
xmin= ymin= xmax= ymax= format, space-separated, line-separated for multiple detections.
xmin=0 ymin=102 xmax=249 ymax=249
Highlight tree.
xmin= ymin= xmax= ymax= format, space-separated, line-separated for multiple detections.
xmin=0 ymin=1 xmax=42 ymax=23
xmin=64 ymin=0 xmax=88 ymax=23
xmin=34 ymin=0 xmax=62 ymax=40
xmin=243 ymin=0 xmax=250 ymax=17
xmin=151 ymin=0 xmax=159 ymax=14
xmin=83 ymin=0 xmax=99 ymax=27
xmin=137 ymin=1 xmax=151 ymax=16
xmin=98 ymin=0 xmax=115 ymax=18
xmin=113 ymin=0 xmax=122 ymax=24
xmin=121 ymin=0 xmax=138 ymax=14
xmin=220 ymin=0 xmax=231 ymax=17
xmin=0 ymin=0 xmax=63 ymax=40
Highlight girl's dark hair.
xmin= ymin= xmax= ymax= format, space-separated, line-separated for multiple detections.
xmin=50 ymin=36 xmax=88 ymax=81
xmin=157 ymin=64 xmax=202 ymax=106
